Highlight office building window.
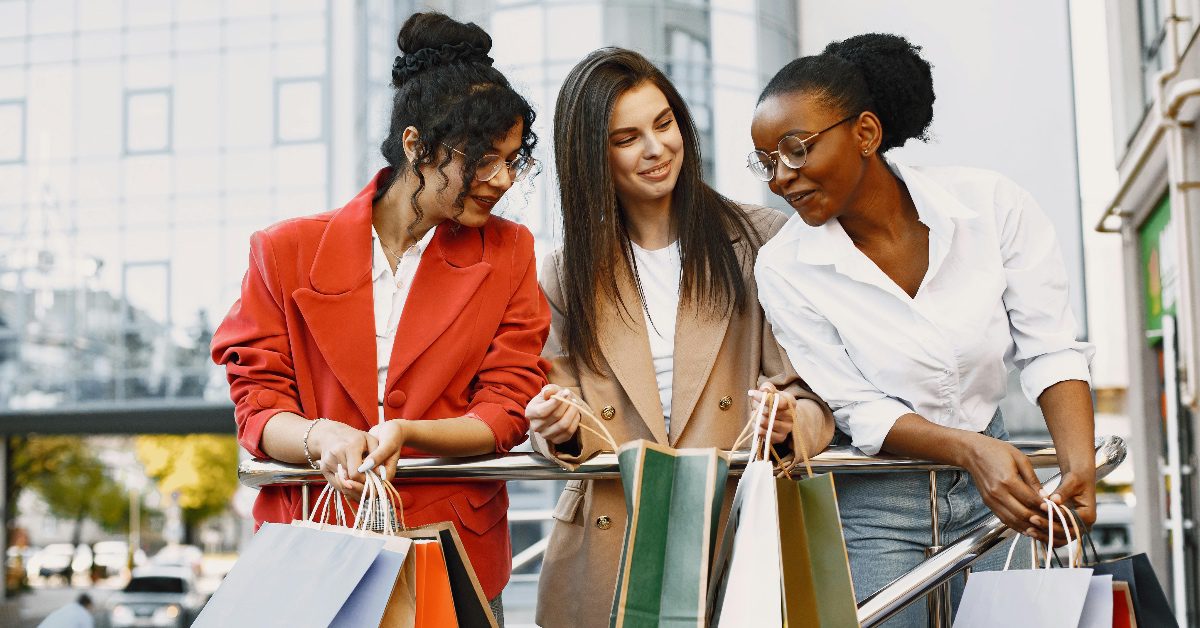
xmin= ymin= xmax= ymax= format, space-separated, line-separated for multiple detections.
xmin=125 ymin=89 xmax=173 ymax=155
xmin=275 ymin=78 xmax=324 ymax=144
xmin=0 ymin=100 xmax=24 ymax=164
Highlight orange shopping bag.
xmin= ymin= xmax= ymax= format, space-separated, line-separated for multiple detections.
xmin=414 ymin=541 xmax=459 ymax=628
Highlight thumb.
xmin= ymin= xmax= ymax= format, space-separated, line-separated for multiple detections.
xmin=758 ymin=381 xmax=778 ymax=393
xmin=1015 ymin=454 xmax=1042 ymax=495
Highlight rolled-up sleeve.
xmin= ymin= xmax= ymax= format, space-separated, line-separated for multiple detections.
xmin=755 ymin=262 xmax=911 ymax=455
xmin=211 ymin=231 xmax=304 ymax=459
xmin=466 ymin=227 xmax=551 ymax=454
xmin=997 ymin=182 xmax=1094 ymax=404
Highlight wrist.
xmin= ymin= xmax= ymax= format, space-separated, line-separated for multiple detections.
xmin=949 ymin=429 xmax=986 ymax=470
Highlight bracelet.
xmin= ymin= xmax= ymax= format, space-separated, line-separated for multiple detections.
xmin=303 ymin=418 xmax=328 ymax=470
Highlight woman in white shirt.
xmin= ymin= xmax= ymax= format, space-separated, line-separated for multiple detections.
xmin=750 ymin=34 xmax=1096 ymax=626
xmin=523 ymin=47 xmax=834 ymax=628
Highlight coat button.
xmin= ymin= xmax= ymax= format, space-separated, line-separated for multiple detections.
xmin=719 ymin=395 xmax=733 ymax=410
xmin=601 ymin=405 xmax=616 ymax=420
xmin=252 ymin=390 xmax=278 ymax=410
xmin=595 ymin=515 xmax=612 ymax=530
xmin=387 ymin=390 xmax=407 ymax=407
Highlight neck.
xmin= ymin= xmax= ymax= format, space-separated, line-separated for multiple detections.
xmin=373 ymin=172 xmax=440 ymax=250
xmin=620 ymin=193 xmax=675 ymax=250
xmin=837 ymin=158 xmax=919 ymax=245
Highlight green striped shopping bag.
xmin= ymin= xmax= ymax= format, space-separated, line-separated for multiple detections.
xmin=608 ymin=439 xmax=731 ymax=628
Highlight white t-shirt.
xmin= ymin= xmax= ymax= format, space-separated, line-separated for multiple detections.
xmin=372 ymin=225 xmax=436 ymax=424
xmin=630 ymin=240 xmax=682 ymax=430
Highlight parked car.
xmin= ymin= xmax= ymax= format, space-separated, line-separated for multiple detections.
xmin=30 ymin=543 xmax=76 ymax=583
xmin=149 ymin=544 xmax=203 ymax=577
xmin=92 ymin=541 xmax=146 ymax=578
xmin=104 ymin=566 xmax=208 ymax=628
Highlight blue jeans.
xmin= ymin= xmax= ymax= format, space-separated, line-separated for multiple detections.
xmin=832 ymin=411 xmax=1028 ymax=627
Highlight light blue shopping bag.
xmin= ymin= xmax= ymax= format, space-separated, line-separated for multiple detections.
xmin=193 ymin=522 xmax=385 ymax=627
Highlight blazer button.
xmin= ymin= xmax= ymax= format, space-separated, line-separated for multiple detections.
xmin=387 ymin=390 xmax=407 ymax=407
xmin=600 ymin=406 xmax=616 ymax=421
xmin=595 ymin=515 xmax=612 ymax=530
xmin=252 ymin=390 xmax=278 ymax=410
xmin=719 ymin=396 xmax=733 ymax=410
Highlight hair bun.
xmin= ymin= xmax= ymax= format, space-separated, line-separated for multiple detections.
xmin=392 ymin=42 xmax=494 ymax=85
xmin=822 ymin=33 xmax=934 ymax=149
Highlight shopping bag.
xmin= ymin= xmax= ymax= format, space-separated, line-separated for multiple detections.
xmin=709 ymin=392 xmax=858 ymax=628
xmin=1112 ymin=582 xmax=1137 ymax=628
xmin=192 ymin=522 xmax=385 ymax=627
xmin=359 ymin=471 xmax=497 ymax=628
xmin=292 ymin=474 xmax=417 ymax=628
xmin=550 ymin=392 xmax=730 ymax=628
xmin=412 ymin=540 xmax=459 ymax=628
xmin=1077 ymin=574 xmax=1114 ymax=628
xmin=1065 ymin=507 xmax=1176 ymax=628
xmin=954 ymin=501 xmax=1095 ymax=627
xmin=608 ymin=439 xmax=730 ymax=628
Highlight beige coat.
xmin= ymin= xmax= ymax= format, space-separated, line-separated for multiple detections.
xmin=531 ymin=205 xmax=833 ymax=628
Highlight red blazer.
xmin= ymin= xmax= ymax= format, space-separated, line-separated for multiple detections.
xmin=211 ymin=169 xmax=550 ymax=598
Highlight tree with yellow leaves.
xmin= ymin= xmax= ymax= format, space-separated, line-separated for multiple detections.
xmin=134 ymin=435 xmax=240 ymax=542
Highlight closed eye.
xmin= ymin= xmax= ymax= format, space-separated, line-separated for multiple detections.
xmin=656 ymin=117 xmax=675 ymax=131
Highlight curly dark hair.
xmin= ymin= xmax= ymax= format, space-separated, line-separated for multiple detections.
xmin=377 ymin=12 xmax=537 ymax=233
xmin=760 ymin=33 xmax=934 ymax=152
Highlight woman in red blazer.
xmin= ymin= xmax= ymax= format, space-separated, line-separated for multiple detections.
xmin=210 ymin=13 xmax=549 ymax=616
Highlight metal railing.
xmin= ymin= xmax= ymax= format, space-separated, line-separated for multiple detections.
xmin=238 ymin=436 xmax=1127 ymax=627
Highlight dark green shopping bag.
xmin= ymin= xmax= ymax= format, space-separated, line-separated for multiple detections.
xmin=609 ymin=439 xmax=731 ymax=628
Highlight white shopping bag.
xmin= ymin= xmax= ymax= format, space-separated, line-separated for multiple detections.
xmin=1078 ymin=574 xmax=1114 ymax=628
xmin=709 ymin=395 xmax=783 ymax=627
xmin=710 ymin=459 xmax=782 ymax=626
xmin=954 ymin=500 xmax=1095 ymax=627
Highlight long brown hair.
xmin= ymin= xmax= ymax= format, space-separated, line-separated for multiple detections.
xmin=554 ymin=47 xmax=759 ymax=372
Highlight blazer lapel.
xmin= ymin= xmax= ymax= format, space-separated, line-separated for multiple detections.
xmin=386 ymin=224 xmax=492 ymax=385
xmin=668 ymin=231 xmax=746 ymax=444
xmin=597 ymin=267 xmax=669 ymax=444
xmin=292 ymin=177 xmax=380 ymax=429
xmin=667 ymin=290 xmax=732 ymax=445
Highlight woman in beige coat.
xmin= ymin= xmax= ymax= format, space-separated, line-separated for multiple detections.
xmin=525 ymin=48 xmax=835 ymax=628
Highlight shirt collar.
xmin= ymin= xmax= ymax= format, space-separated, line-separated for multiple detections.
xmin=371 ymin=224 xmax=437 ymax=280
xmin=788 ymin=158 xmax=977 ymax=267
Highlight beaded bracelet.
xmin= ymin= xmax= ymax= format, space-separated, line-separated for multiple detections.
xmin=303 ymin=418 xmax=328 ymax=470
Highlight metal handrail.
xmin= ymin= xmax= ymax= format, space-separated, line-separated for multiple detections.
xmin=237 ymin=440 xmax=1066 ymax=487
xmin=236 ymin=435 xmax=1127 ymax=627
xmin=859 ymin=435 xmax=1127 ymax=626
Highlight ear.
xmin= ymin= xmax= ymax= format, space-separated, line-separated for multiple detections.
xmin=855 ymin=111 xmax=883 ymax=157
xmin=401 ymin=126 xmax=421 ymax=163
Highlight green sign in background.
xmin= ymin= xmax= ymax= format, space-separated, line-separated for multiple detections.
xmin=1139 ymin=192 xmax=1174 ymax=343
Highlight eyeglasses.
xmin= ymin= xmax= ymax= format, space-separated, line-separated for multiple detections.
xmin=443 ymin=144 xmax=539 ymax=183
xmin=745 ymin=113 xmax=859 ymax=182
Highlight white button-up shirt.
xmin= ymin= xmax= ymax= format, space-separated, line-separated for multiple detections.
xmin=755 ymin=160 xmax=1093 ymax=455
xmin=372 ymin=225 xmax=436 ymax=420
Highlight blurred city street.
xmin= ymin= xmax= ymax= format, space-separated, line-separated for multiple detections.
xmin=2 ymin=0 xmax=1199 ymax=626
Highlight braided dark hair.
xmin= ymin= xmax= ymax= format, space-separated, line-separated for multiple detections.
xmin=760 ymin=33 xmax=934 ymax=152
xmin=378 ymin=12 xmax=536 ymax=231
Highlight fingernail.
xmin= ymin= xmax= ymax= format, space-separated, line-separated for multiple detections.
xmin=1038 ymin=487 xmax=1049 ymax=498
xmin=357 ymin=457 xmax=375 ymax=474
xmin=376 ymin=465 xmax=387 ymax=480
xmin=1025 ymin=527 xmax=1036 ymax=537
